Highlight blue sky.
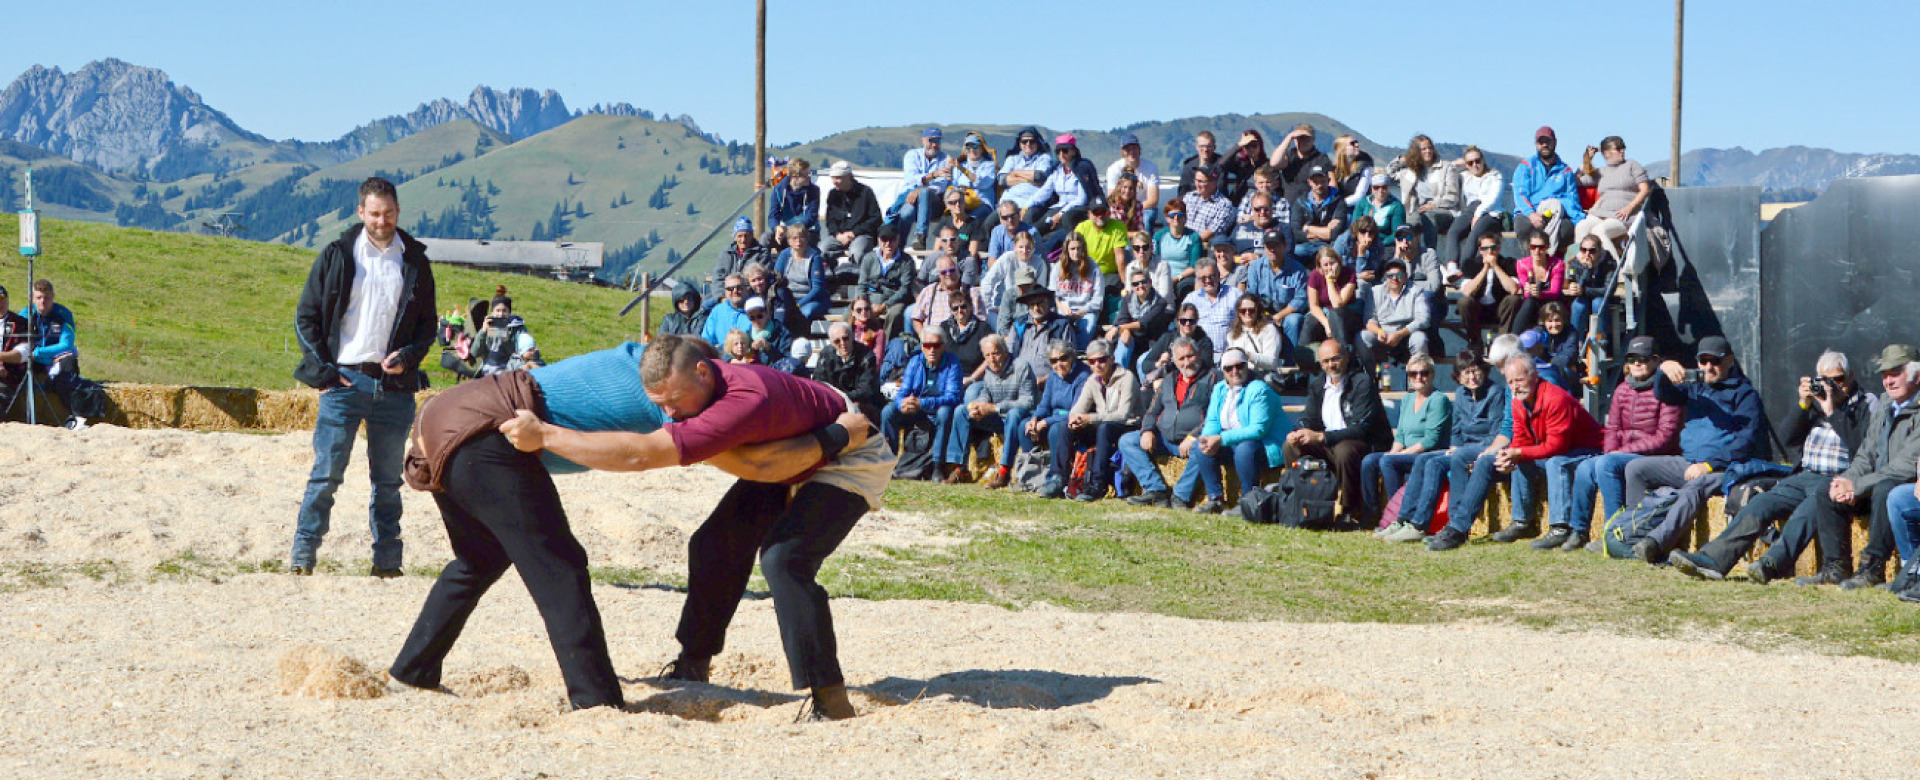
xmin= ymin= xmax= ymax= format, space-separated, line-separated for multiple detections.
xmin=7 ymin=0 xmax=1911 ymax=161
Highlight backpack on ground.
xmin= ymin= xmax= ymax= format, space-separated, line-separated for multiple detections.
xmin=1011 ymin=446 xmax=1050 ymax=493
xmin=1240 ymin=459 xmax=1340 ymax=529
xmin=889 ymin=422 xmax=938 ymax=481
xmin=1602 ymin=487 xmax=1682 ymax=559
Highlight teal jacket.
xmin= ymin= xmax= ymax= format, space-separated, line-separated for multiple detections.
xmin=1393 ymin=391 xmax=1453 ymax=450
xmin=1202 ymin=379 xmax=1293 ymax=466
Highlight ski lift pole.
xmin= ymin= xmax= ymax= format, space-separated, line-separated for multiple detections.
xmin=617 ymin=186 xmax=765 ymax=317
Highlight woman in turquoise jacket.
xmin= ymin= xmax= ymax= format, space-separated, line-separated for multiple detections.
xmin=1179 ymin=347 xmax=1293 ymax=513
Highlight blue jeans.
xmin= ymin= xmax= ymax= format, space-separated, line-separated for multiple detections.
xmin=894 ymin=187 xmax=941 ymax=239
xmin=1396 ymin=449 xmax=1462 ymax=528
xmin=1118 ymin=430 xmax=1202 ymax=499
xmin=1570 ymin=452 xmax=1640 ymax=532
xmin=1888 ymin=485 xmax=1920 ymax=565
xmin=1359 ymin=451 xmax=1424 ymax=516
xmin=998 ymin=408 xmax=1032 ymax=466
xmin=1514 ymin=448 xmax=1602 ymax=531
xmin=1569 ymin=294 xmax=1610 ymax=340
xmin=292 ymin=368 xmax=414 ymax=570
xmin=1277 ymin=311 xmax=1306 ymax=363
xmin=1443 ymin=447 xmax=1505 ymax=534
xmin=881 ymin=402 xmax=958 ymax=463
xmin=946 ymin=410 xmax=1003 ymax=466
xmin=1068 ymin=316 xmax=1096 ymax=349
xmin=1184 ymin=439 xmax=1270 ymax=502
xmin=1290 ymin=240 xmax=1328 ymax=261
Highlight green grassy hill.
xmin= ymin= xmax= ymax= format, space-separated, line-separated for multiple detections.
xmin=304 ymin=114 xmax=759 ymax=284
xmin=0 ymin=213 xmax=658 ymax=389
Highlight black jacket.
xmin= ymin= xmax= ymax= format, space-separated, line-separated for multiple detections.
xmin=858 ymin=249 xmax=918 ymax=310
xmin=824 ymin=182 xmax=882 ymax=237
xmin=815 ymin=341 xmax=884 ymax=418
xmin=1299 ymin=366 xmax=1393 ymax=450
xmin=941 ymin=317 xmax=990 ymax=376
xmin=1787 ymin=388 xmax=1875 ymax=456
xmin=294 ymin=224 xmax=437 ymax=391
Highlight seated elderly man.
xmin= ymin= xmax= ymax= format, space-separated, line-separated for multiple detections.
xmin=1008 ymin=283 xmax=1080 ymax=389
xmin=1618 ymin=336 xmax=1771 ymax=565
xmin=1669 ymin=348 xmax=1877 ymax=582
xmin=1285 ymin=339 xmax=1393 ymax=519
xmin=959 ymin=334 xmax=1036 ymax=489
xmin=1357 ymin=258 xmax=1431 ymax=370
xmin=1427 ymin=353 xmax=1602 ymax=551
xmin=814 ymin=322 xmax=884 ymax=421
xmin=1120 ymin=336 xmax=1221 ymax=508
xmin=1051 ymin=339 xmax=1138 ymax=503
xmin=880 ymin=329 xmax=965 ymax=481
xmin=1019 ymin=340 xmax=1091 ymax=494
xmin=1182 ymin=348 xmax=1290 ymax=514
xmin=1728 ymin=344 xmax=1919 ymax=587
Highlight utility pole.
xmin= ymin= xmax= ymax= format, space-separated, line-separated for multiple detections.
xmin=754 ymin=0 xmax=768 ymax=232
xmin=1671 ymin=0 xmax=1684 ymax=187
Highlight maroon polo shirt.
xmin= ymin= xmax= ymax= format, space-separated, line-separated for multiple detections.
xmin=664 ymin=360 xmax=849 ymax=483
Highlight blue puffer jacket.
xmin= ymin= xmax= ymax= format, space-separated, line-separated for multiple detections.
xmin=893 ymin=351 xmax=964 ymax=411
xmin=1653 ymin=364 xmax=1770 ymax=468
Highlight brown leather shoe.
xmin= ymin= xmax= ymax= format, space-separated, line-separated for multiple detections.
xmin=942 ymin=465 xmax=969 ymax=485
xmin=983 ymin=469 xmax=1010 ymax=489
xmin=809 ymin=683 xmax=858 ymax=720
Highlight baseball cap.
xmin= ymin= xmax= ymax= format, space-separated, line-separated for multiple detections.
xmin=1262 ymin=228 xmax=1286 ymax=246
xmin=1393 ymin=224 xmax=1415 ymax=239
xmin=744 ymin=296 xmax=767 ymax=312
xmin=1625 ymin=336 xmax=1657 ymax=358
xmin=1519 ymin=328 xmax=1546 ymax=351
xmin=878 ymin=230 xmax=901 ymax=243
xmin=963 ymin=132 xmax=984 ymax=147
xmin=1369 ymin=173 xmax=1390 ymax=188
xmin=1210 ymin=234 xmax=1237 ymax=249
xmin=1876 ymin=343 xmax=1920 ymax=373
xmin=1054 ymin=133 xmax=1077 ymax=148
xmin=1088 ymin=196 xmax=1109 ymax=213
xmin=922 ymin=126 xmax=942 ymax=140
xmin=1383 ymin=258 xmax=1408 ymax=274
xmin=828 ymin=160 xmax=853 ymax=178
xmin=1120 ymin=133 xmax=1140 ymax=148
xmin=733 ymin=217 xmax=753 ymax=234
xmin=1536 ymin=126 xmax=1557 ymax=142
xmin=1307 ymin=164 xmax=1329 ymax=179
xmin=1695 ymin=335 xmax=1732 ymax=359
xmin=1220 ymin=348 xmax=1250 ymax=369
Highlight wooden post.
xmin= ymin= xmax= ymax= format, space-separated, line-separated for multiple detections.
xmin=1671 ymin=0 xmax=1684 ymax=187
xmin=639 ymin=273 xmax=652 ymax=342
xmin=754 ymin=0 xmax=768 ymax=233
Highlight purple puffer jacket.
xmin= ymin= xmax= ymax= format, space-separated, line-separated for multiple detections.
xmin=1604 ymin=379 xmax=1683 ymax=454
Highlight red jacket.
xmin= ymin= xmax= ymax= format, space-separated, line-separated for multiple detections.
xmin=1603 ymin=379 xmax=1683 ymax=455
xmin=1511 ymin=379 xmax=1604 ymax=461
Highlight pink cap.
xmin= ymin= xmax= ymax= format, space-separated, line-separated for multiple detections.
xmin=1054 ymin=133 xmax=1077 ymax=147
xmin=1535 ymin=126 xmax=1556 ymax=142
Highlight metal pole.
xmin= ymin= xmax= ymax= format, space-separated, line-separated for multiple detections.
xmin=753 ymin=0 xmax=768 ymax=233
xmin=1670 ymin=0 xmax=1684 ymax=187
xmin=639 ymin=273 xmax=652 ymax=340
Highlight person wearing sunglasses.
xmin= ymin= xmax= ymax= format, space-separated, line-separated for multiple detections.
xmin=911 ymin=254 xmax=986 ymax=336
xmin=996 ymin=126 xmax=1054 ymax=210
xmin=929 ymin=190 xmax=987 ymax=267
xmin=1608 ymin=336 xmax=1771 ymax=566
xmin=1463 ymin=354 xmax=1604 ymax=552
xmin=1023 ymin=134 xmax=1105 ymax=252
xmin=1719 ymin=344 xmax=1920 ymax=589
xmin=1107 ymin=267 xmax=1171 ymax=377
xmin=1559 ymin=336 xmax=1684 ymax=552
xmin=1349 ymin=173 xmax=1406 ymax=246
xmin=1008 ymin=283 xmax=1080 ymax=390
xmin=659 ymin=284 xmax=707 ymax=338
xmin=1450 ymin=235 xmax=1519 ymax=353
xmin=915 ymin=225 xmax=980 ymax=289
xmin=1139 ymin=302 xmax=1212 ymax=382
xmin=1155 ymin=203 xmax=1203 ymax=300
xmin=984 ymin=230 xmax=1047 ymax=333
xmin=857 ymin=231 xmax=915 ymax=332
xmin=1240 ymin=228 xmax=1308 ymax=364
xmin=984 ymin=198 xmax=1038 ymax=271
xmin=1106 ymin=133 xmax=1161 ymax=228
xmin=1675 ymin=348 xmax=1879 ymax=584
xmin=1229 ymin=191 xmax=1292 ymax=267
xmin=699 ymin=273 xmax=754 ymax=348
xmin=881 ymin=329 xmax=965 ymax=482
xmin=1383 ymin=350 xmax=1507 ymax=546
xmin=1183 ymin=347 xmax=1291 ymax=514
xmin=1512 ymin=125 xmax=1583 ymax=256
xmin=1357 ymin=258 xmax=1431 ymax=374
xmin=740 ymin=296 xmax=792 ymax=366
xmin=1053 ymin=338 xmax=1138 ymax=502
xmin=1504 ymin=236 xmax=1565 ymax=335
xmin=1226 ymin=296 xmax=1283 ymax=376
xmin=1563 ymin=234 xmax=1617 ymax=344
xmin=1386 ymin=135 xmax=1462 ymax=265
xmin=1360 ymin=354 xmax=1452 ymax=531
xmin=1573 ymin=135 xmax=1651 ymax=262
xmin=1443 ymin=144 xmax=1506 ymax=273
xmin=1022 ymin=340 xmax=1091 ymax=498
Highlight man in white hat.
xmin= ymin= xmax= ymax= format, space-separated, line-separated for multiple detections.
xmin=821 ymin=161 xmax=880 ymax=265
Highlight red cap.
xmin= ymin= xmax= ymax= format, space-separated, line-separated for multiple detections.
xmin=1535 ymin=126 xmax=1556 ymax=142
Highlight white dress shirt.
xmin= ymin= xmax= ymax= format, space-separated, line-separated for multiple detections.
xmin=336 ymin=230 xmax=406 ymax=365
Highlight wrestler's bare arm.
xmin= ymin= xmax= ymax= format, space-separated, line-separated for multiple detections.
xmin=498 ymin=410 xmax=870 ymax=482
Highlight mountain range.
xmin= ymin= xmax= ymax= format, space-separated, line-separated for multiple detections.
xmin=1 ymin=58 xmax=1911 ymax=283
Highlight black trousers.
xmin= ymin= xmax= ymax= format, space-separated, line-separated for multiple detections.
xmin=1763 ymin=477 xmax=1900 ymax=573
xmin=1697 ymin=470 xmax=1827 ymax=574
xmin=1049 ymin=420 xmax=1128 ymax=497
xmin=390 ymin=433 xmax=622 ymax=710
xmin=676 ymin=479 xmax=865 ymax=690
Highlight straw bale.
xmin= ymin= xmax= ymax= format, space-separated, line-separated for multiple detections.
xmin=275 ymin=645 xmax=387 ymax=700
